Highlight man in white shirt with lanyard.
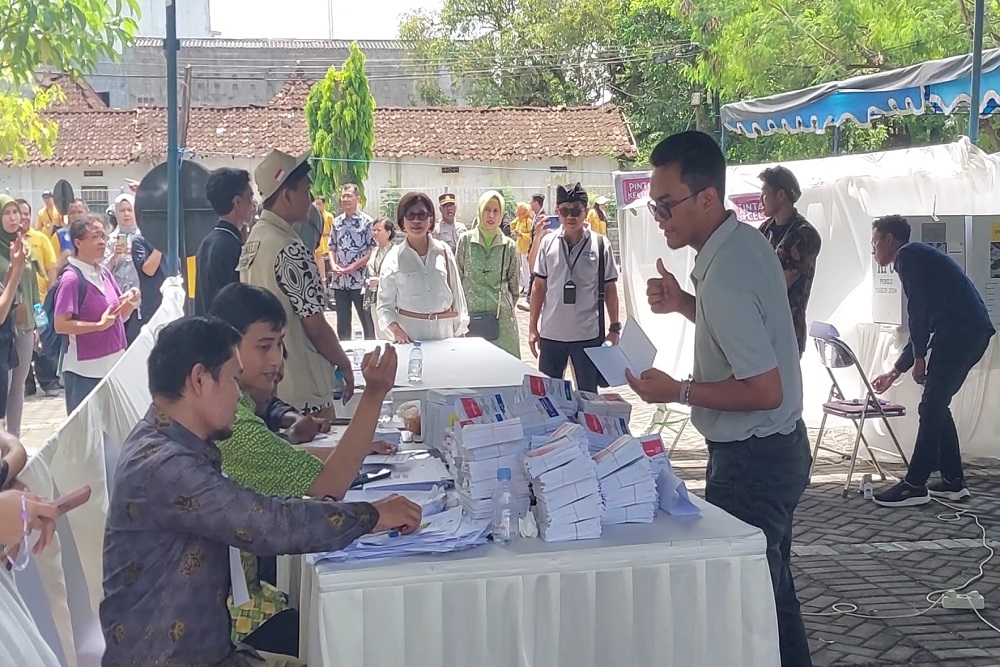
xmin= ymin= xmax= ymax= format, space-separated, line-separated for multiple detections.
xmin=528 ymin=183 xmax=620 ymax=393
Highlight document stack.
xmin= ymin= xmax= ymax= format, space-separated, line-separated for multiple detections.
xmin=508 ymin=396 xmax=569 ymax=438
xmin=373 ymin=426 xmax=403 ymax=449
xmin=521 ymin=375 xmax=577 ymax=417
xmin=578 ymin=412 xmax=631 ymax=455
xmin=522 ymin=435 xmax=602 ymax=542
xmin=593 ymin=436 xmax=657 ymax=525
xmin=423 ymin=389 xmax=508 ymax=452
xmin=576 ymin=391 xmax=632 ymax=424
xmin=529 ymin=421 xmax=589 ymax=452
xmin=451 ymin=419 xmax=530 ymax=521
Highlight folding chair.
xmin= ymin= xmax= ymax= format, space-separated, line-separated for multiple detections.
xmin=809 ymin=322 xmax=910 ymax=497
xmin=645 ymin=403 xmax=690 ymax=455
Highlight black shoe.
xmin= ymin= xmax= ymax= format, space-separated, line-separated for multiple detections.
xmin=928 ymin=477 xmax=971 ymax=501
xmin=873 ymin=480 xmax=930 ymax=507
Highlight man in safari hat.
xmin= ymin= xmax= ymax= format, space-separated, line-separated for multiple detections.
xmin=433 ymin=192 xmax=468 ymax=252
xmin=238 ymin=149 xmax=354 ymax=419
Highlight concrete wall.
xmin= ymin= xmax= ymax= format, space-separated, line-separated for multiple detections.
xmin=129 ymin=0 xmax=213 ymax=38
xmin=89 ymin=42 xmax=455 ymax=110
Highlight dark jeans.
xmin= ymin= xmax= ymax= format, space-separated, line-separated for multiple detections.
xmin=538 ymin=336 xmax=603 ymax=393
xmin=243 ymin=608 xmax=299 ymax=658
xmin=905 ymin=329 xmax=994 ymax=486
xmin=333 ymin=288 xmax=374 ymax=340
xmin=25 ymin=349 xmax=59 ymax=393
xmin=63 ymin=371 xmax=101 ymax=414
xmin=706 ymin=420 xmax=812 ymax=667
xmin=124 ymin=312 xmax=142 ymax=346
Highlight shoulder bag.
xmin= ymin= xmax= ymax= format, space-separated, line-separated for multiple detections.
xmin=467 ymin=242 xmax=507 ymax=342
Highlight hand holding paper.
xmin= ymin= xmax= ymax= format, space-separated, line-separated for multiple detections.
xmin=585 ymin=319 xmax=658 ymax=388
xmin=625 ymin=367 xmax=681 ymax=405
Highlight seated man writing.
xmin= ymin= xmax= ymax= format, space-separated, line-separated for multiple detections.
xmin=209 ymin=282 xmax=397 ymax=654
xmin=100 ymin=316 xmax=421 ymax=667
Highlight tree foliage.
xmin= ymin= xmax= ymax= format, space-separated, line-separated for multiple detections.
xmin=0 ymin=0 xmax=139 ymax=161
xmin=305 ymin=43 xmax=376 ymax=203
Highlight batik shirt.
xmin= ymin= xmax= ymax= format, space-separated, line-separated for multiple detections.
xmin=329 ymin=211 xmax=375 ymax=291
xmin=758 ymin=211 xmax=822 ymax=356
xmin=100 ymin=406 xmax=379 ymax=667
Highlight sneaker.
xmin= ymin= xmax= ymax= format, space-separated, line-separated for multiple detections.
xmin=928 ymin=478 xmax=971 ymax=501
xmin=873 ymin=480 xmax=930 ymax=507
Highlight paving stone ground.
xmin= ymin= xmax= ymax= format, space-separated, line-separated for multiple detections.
xmin=17 ymin=307 xmax=1000 ymax=665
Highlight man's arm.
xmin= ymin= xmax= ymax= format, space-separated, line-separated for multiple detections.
xmin=0 ymin=430 xmax=27 ymax=488
xmin=146 ymin=448 xmax=379 ymax=557
xmin=263 ymin=396 xmax=299 ymax=431
xmin=307 ymin=387 xmax=388 ymax=499
xmin=133 ymin=237 xmax=163 ymax=277
xmin=604 ymin=281 xmax=620 ymax=333
xmin=894 ymin=249 xmax=929 ymax=372
xmin=777 ymin=225 xmax=822 ymax=289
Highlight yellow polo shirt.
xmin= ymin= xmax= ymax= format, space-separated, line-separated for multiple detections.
xmin=25 ymin=228 xmax=57 ymax=300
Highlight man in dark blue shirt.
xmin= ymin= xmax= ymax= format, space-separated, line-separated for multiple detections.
xmin=869 ymin=215 xmax=995 ymax=507
xmin=195 ymin=168 xmax=256 ymax=315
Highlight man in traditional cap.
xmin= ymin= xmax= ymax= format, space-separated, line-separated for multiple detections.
xmin=433 ymin=192 xmax=468 ymax=252
xmin=528 ymin=182 xmax=620 ymax=393
xmin=757 ymin=165 xmax=822 ymax=357
xmin=238 ymin=149 xmax=354 ymax=419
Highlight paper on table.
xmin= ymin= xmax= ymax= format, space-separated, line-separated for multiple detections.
xmin=364 ymin=452 xmax=415 ymax=466
xmin=584 ymin=319 xmax=658 ymax=387
xmin=656 ymin=466 xmax=701 ymax=517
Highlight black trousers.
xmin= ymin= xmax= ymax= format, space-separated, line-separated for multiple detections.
xmin=25 ymin=349 xmax=59 ymax=393
xmin=333 ymin=288 xmax=374 ymax=340
xmin=537 ymin=336 xmax=603 ymax=394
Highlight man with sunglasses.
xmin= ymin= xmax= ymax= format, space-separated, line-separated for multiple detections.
xmin=626 ymin=132 xmax=812 ymax=667
xmin=528 ymin=183 xmax=620 ymax=393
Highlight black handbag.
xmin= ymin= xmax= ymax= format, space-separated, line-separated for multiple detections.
xmin=467 ymin=244 xmax=507 ymax=342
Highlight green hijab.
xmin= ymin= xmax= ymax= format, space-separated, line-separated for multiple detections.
xmin=477 ymin=190 xmax=505 ymax=246
xmin=0 ymin=195 xmax=42 ymax=332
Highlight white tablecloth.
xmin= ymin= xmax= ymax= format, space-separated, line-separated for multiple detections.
xmin=300 ymin=497 xmax=779 ymax=667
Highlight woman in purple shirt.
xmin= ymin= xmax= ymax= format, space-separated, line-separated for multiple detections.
xmin=52 ymin=215 xmax=139 ymax=413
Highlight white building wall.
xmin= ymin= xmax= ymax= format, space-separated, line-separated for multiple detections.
xmin=130 ymin=0 xmax=213 ymax=39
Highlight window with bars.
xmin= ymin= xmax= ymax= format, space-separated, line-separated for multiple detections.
xmin=80 ymin=186 xmax=109 ymax=215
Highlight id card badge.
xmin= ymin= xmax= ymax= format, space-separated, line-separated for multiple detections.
xmin=563 ymin=281 xmax=577 ymax=305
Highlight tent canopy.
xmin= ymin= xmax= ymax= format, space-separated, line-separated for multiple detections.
xmin=722 ymin=48 xmax=1000 ymax=137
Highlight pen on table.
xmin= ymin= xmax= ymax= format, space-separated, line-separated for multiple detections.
xmin=388 ymin=522 xmax=429 ymax=538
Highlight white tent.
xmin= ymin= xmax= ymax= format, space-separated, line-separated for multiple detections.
xmin=617 ymin=138 xmax=1000 ymax=459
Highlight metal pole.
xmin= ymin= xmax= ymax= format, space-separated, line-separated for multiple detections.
xmin=833 ymin=125 xmax=841 ymax=155
xmin=165 ymin=0 xmax=180 ymax=274
xmin=969 ymin=0 xmax=985 ymax=144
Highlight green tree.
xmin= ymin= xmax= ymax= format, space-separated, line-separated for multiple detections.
xmin=0 ymin=0 xmax=139 ymax=161
xmin=305 ymin=43 xmax=376 ymax=203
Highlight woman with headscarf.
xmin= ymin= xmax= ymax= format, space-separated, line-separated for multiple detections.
xmin=586 ymin=195 xmax=608 ymax=235
xmin=511 ymin=202 xmax=533 ymax=296
xmin=377 ymin=192 xmax=469 ymax=343
xmin=0 ymin=196 xmax=43 ymax=436
xmin=456 ymin=191 xmax=520 ymax=358
xmin=104 ymin=193 xmax=144 ymax=343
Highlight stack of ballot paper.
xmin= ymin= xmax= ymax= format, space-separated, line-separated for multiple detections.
xmin=450 ymin=420 xmax=530 ymax=520
xmin=343 ymin=486 xmax=450 ymax=518
xmin=638 ymin=434 xmax=670 ymax=475
xmin=307 ymin=505 xmax=491 ymax=564
xmin=529 ymin=422 xmax=589 ymax=453
xmin=508 ymin=396 xmax=569 ymax=437
xmin=522 ymin=437 xmax=602 ymax=542
xmin=521 ymin=375 xmax=577 ymax=417
xmin=373 ymin=426 xmax=402 ymax=447
xmin=362 ymin=456 xmax=452 ymax=492
xmin=423 ymin=390 xmax=509 ymax=452
xmin=576 ymin=391 xmax=632 ymax=422
xmin=593 ymin=436 xmax=657 ymax=525
xmin=579 ymin=413 xmax=631 ymax=455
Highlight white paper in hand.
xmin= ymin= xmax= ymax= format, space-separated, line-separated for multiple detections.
xmin=584 ymin=319 xmax=658 ymax=387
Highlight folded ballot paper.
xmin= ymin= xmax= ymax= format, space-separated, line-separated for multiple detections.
xmin=656 ymin=463 xmax=701 ymax=517
xmin=579 ymin=412 xmax=631 ymax=455
xmin=593 ymin=436 xmax=658 ymax=525
xmin=423 ymin=389 xmax=509 ymax=452
xmin=576 ymin=391 xmax=633 ymax=422
xmin=521 ymin=375 xmax=577 ymax=417
xmin=583 ymin=319 xmax=657 ymax=388
xmin=523 ymin=438 xmax=602 ymax=542
xmin=308 ymin=505 xmax=491 ymax=564
xmin=508 ymin=397 xmax=569 ymax=437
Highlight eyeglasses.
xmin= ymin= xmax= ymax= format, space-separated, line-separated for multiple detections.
xmin=557 ymin=206 xmax=585 ymax=218
xmin=646 ymin=189 xmax=704 ymax=220
xmin=404 ymin=211 xmax=430 ymax=222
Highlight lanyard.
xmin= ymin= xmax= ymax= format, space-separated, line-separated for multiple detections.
xmin=561 ymin=235 xmax=588 ymax=278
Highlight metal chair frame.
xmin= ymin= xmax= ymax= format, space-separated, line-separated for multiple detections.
xmin=645 ymin=404 xmax=691 ymax=455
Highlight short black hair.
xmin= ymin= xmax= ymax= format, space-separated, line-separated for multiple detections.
xmin=206 ymin=168 xmax=251 ymax=216
xmin=15 ymin=198 xmax=29 ymax=215
xmin=650 ymin=131 xmax=727 ymax=199
xmin=530 ymin=194 xmax=545 ymax=207
xmin=262 ymin=162 xmax=312 ymax=211
xmin=209 ymin=283 xmax=287 ymax=335
xmin=872 ymin=215 xmax=911 ymax=244
xmin=69 ymin=214 xmax=103 ymax=254
xmin=758 ymin=165 xmax=801 ymax=203
xmin=148 ymin=316 xmax=242 ymax=400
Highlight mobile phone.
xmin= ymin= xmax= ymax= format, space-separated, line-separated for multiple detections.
xmin=546 ymin=215 xmax=560 ymax=230
xmin=52 ymin=486 xmax=92 ymax=515
xmin=350 ymin=468 xmax=392 ymax=489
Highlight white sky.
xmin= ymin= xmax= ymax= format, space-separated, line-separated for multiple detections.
xmin=210 ymin=0 xmax=442 ymax=40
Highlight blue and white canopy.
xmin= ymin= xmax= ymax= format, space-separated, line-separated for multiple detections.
xmin=722 ymin=48 xmax=1000 ymax=137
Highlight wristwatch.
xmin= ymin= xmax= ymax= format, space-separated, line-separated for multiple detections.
xmin=608 ymin=322 xmax=622 ymax=334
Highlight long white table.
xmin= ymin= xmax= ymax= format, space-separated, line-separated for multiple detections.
xmin=299 ymin=497 xmax=780 ymax=667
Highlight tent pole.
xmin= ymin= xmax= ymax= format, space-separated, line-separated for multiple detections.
xmin=833 ymin=126 xmax=841 ymax=155
xmin=970 ymin=0 xmax=985 ymax=144
xmin=165 ymin=0 xmax=180 ymax=275
xmin=720 ymin=127 xmax=727 ymax=152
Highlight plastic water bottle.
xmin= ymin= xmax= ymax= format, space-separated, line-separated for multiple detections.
xmin=491 ymin=468 xmax=517 ymax=546
xmin=352 ymin=326 xmax=364 ymax=367
xmin=378 ymin=399 xmax=394 ymax=426
xmin=32 ymin=304 xmax=48 ymax=329
xmin=333 ymin=368 xmax=344 ymax=401
xmin=407 ymin=342 xmax=423 ymax=383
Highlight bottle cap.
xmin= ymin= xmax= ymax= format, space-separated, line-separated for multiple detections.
xmin=497 ymin=467 xmax=511 ymax=481
xmin=413 ymin=341 xmax=421 ymax=347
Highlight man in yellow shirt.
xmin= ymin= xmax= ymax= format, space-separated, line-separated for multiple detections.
xmin=313 ymin=195 xmax=334 ymax=289
xmin=16 ymin=199 xmax=60 ymax=397
xmin=35 ymin=190 xmax=61 ymax=236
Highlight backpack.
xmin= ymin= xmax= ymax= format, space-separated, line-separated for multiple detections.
xmin=39 ymin=264 xmax=87 ymax=359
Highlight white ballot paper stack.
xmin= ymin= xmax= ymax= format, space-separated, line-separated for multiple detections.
xmin=508 ymin=396 xmax=570 ymax=437
xmin=579 ymin=412 xmax=632 ymax=455
xmin=520 ymin=375 xmax=578 ymax=417
xmin=593 ymin=436 xmax=658 ymax=525
xmin=576 ymin=391 xmax=633 ymax=422
xmin=522 ymin=437 xmax=602 ymax=542
xmin=424 ymin=389 xmax=509 ymax=452
xmin=451 ymin=419 xmax=531 ymax=521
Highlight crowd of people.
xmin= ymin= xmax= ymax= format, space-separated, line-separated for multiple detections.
xmin=0 ymin=130 xmax=995 ymax=667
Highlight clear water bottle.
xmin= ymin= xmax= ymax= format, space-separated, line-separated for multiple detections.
xmin=333 ymin=368 xmax=344 ymax=401
xmin=378 ymin=399 xmax=394 ymax=426
xmin=407 ymin=342 xmax=423 ymax=383
xmin=32 ymin=304 xmax=48 ymax=329
xmin=492 ymin=468 xmax=517 ymax=547
xmin=352 ymin=326 xmax=364 ymax=367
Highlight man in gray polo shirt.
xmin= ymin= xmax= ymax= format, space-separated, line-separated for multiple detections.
xmin=626 ymin=131 xmax=812 ymax=667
